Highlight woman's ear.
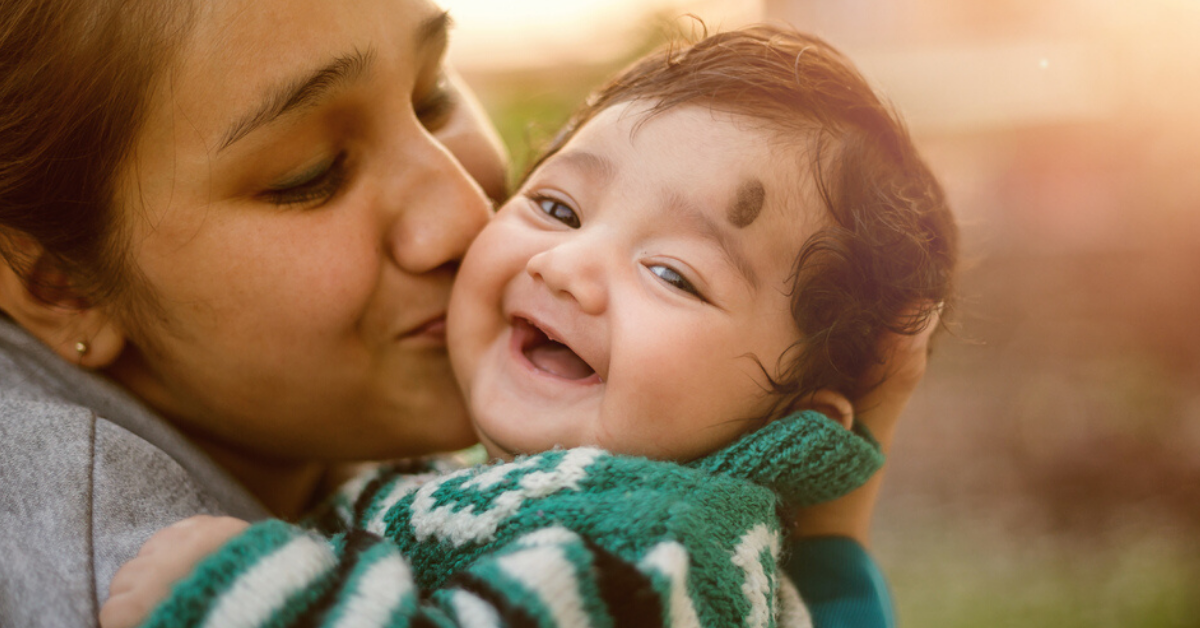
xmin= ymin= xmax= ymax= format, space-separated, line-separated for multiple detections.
xmin=794 ymin=389 xmax=854 ymax=430
xmin=0 ymin=251 xmax=126 ymax=369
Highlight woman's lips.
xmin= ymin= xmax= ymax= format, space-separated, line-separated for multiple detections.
xmin=399 ymin=315 xmax=447 ymax=342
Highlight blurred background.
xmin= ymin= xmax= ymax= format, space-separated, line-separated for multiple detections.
xmin=439 ymin=0 xmax=1200 ymax=625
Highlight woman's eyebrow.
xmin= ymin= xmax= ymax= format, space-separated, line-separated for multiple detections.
xmin=218 ymin=46 xmax=377 ymax=152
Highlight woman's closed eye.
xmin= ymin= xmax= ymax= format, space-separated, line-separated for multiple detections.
xmin=649 ymin=264 xmax=705 ymax=301
xmin=533 ymin=195 xmax=580 ymax=229
xmin=260 ymin=153 xmax=349 ymax=208
xmin=414 ymin=76 xmax=455 ymax=132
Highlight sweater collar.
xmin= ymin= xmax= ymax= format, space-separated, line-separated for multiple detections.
xmin=687 ymin=410 xmax=884 ymax=508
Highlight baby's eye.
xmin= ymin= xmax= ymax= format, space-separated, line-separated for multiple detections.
xmin=650 ymin=264 xmax=705 ymax=300
xmin=536 ymin=197 xmax=581 ymax=229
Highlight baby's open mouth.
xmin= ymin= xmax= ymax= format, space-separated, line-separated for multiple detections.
xmin=516 ymin=318 xmax=596 ymax=380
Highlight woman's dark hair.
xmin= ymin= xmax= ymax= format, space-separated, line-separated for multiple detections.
xmin=531 ymin=24 xmax=958 ymax=408
xmin=0 ymin=0 xmax=192 ymax=309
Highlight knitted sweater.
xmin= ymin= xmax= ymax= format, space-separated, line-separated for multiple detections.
xmin=143 ymin=411 xmax=883 ymax=628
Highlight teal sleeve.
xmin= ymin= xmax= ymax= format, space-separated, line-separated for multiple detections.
xmin=785 ymin=536 xmax=896 ymax=628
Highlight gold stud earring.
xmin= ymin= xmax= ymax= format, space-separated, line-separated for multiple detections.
xmin=74 ymin=341 xmax=89 ymax=356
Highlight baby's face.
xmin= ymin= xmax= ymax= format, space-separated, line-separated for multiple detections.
xmin=448 ymin=102 xmax=820 ymax=461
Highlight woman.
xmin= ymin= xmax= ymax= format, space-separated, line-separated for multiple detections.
xmin=0 ymin=0 xmax=925 ymax=625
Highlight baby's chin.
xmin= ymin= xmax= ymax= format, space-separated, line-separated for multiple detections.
xmin=472 ymin=425 xmax=521 ymax=462
xmin=472 ymin=418 xmax=593 ymax=462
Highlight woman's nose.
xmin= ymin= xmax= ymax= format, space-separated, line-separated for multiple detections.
xmin=525 ymin=239 xmax=609 ymax=315
xmin=436 ymin=70 xmax=509 ymax=205
xmin=382 ymin=136 xmax=492 ymax=275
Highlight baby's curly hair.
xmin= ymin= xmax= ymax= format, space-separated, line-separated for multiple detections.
xmin=530 ymin=24 xmax=958 ymax=412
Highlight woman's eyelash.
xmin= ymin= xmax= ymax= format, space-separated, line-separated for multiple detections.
xmin=261 ymin=153 xmax=348 ymax=208
xmin=650 ymin=264 xmax=706 ymax=301
xmin=415 ymin=81 xmax=455 ymax=131
xmin=533 ymin=195 xmax=581 ymax=228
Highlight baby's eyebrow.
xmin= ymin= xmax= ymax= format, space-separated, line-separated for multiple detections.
xmin=665 ymin=191 xmax=758 ymax=289
xmin=550 ymin=150 xmax=617 ymax=187
xmin=726 ymin=178 xmax=766 ymax=228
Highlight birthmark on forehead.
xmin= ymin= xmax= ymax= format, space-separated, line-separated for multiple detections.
xmin=727 ymin=178 xmax=766 ymax=229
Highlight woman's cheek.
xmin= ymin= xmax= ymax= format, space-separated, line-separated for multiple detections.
xmin=262 ymin=209 xmax=385 ymax=334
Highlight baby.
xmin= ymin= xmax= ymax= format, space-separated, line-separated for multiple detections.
xmin=102 ymin=25 xmax=956 ymax=628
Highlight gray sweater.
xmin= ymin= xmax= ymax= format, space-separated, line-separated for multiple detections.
xmin=0 ymin=318 xmax=268 ymax=627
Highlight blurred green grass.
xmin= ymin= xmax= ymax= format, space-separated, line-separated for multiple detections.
xmin=877 ymin=503 xmax=1199 ymax=627
xmin=487 ymin=88 xmax=580 ymax=186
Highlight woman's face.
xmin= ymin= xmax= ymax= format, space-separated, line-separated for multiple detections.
xmin=106 ymin=0 xmax=505 ymax=461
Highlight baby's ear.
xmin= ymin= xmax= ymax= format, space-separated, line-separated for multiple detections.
xmin=794 ymin=389 xmax=854 ymax=430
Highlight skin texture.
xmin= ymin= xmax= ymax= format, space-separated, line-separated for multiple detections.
xmin=449 ymin=103 xmax=851 ymax=462
xmin=88 ymin=0 xmax=508 ymax=515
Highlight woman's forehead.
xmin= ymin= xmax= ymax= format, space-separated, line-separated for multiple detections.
xmin=158 ymin=0 xmax=444 ymax=146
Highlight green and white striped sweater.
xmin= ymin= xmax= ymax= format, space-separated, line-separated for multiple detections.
xmin=142 ymin=410 xmax=882 ymax=628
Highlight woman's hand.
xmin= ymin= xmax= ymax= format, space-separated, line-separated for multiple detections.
xmin=791 ymin=310 xmax=940 ymax=546
xmin=100 ymin=516 xmax=250 ymax=628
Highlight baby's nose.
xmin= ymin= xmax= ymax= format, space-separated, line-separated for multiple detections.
xmin=525 ymin=241 xmax=608 ymax=314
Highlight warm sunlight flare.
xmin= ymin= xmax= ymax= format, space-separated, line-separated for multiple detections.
xmin=440 ymin=0 xmax=762 ymax=68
